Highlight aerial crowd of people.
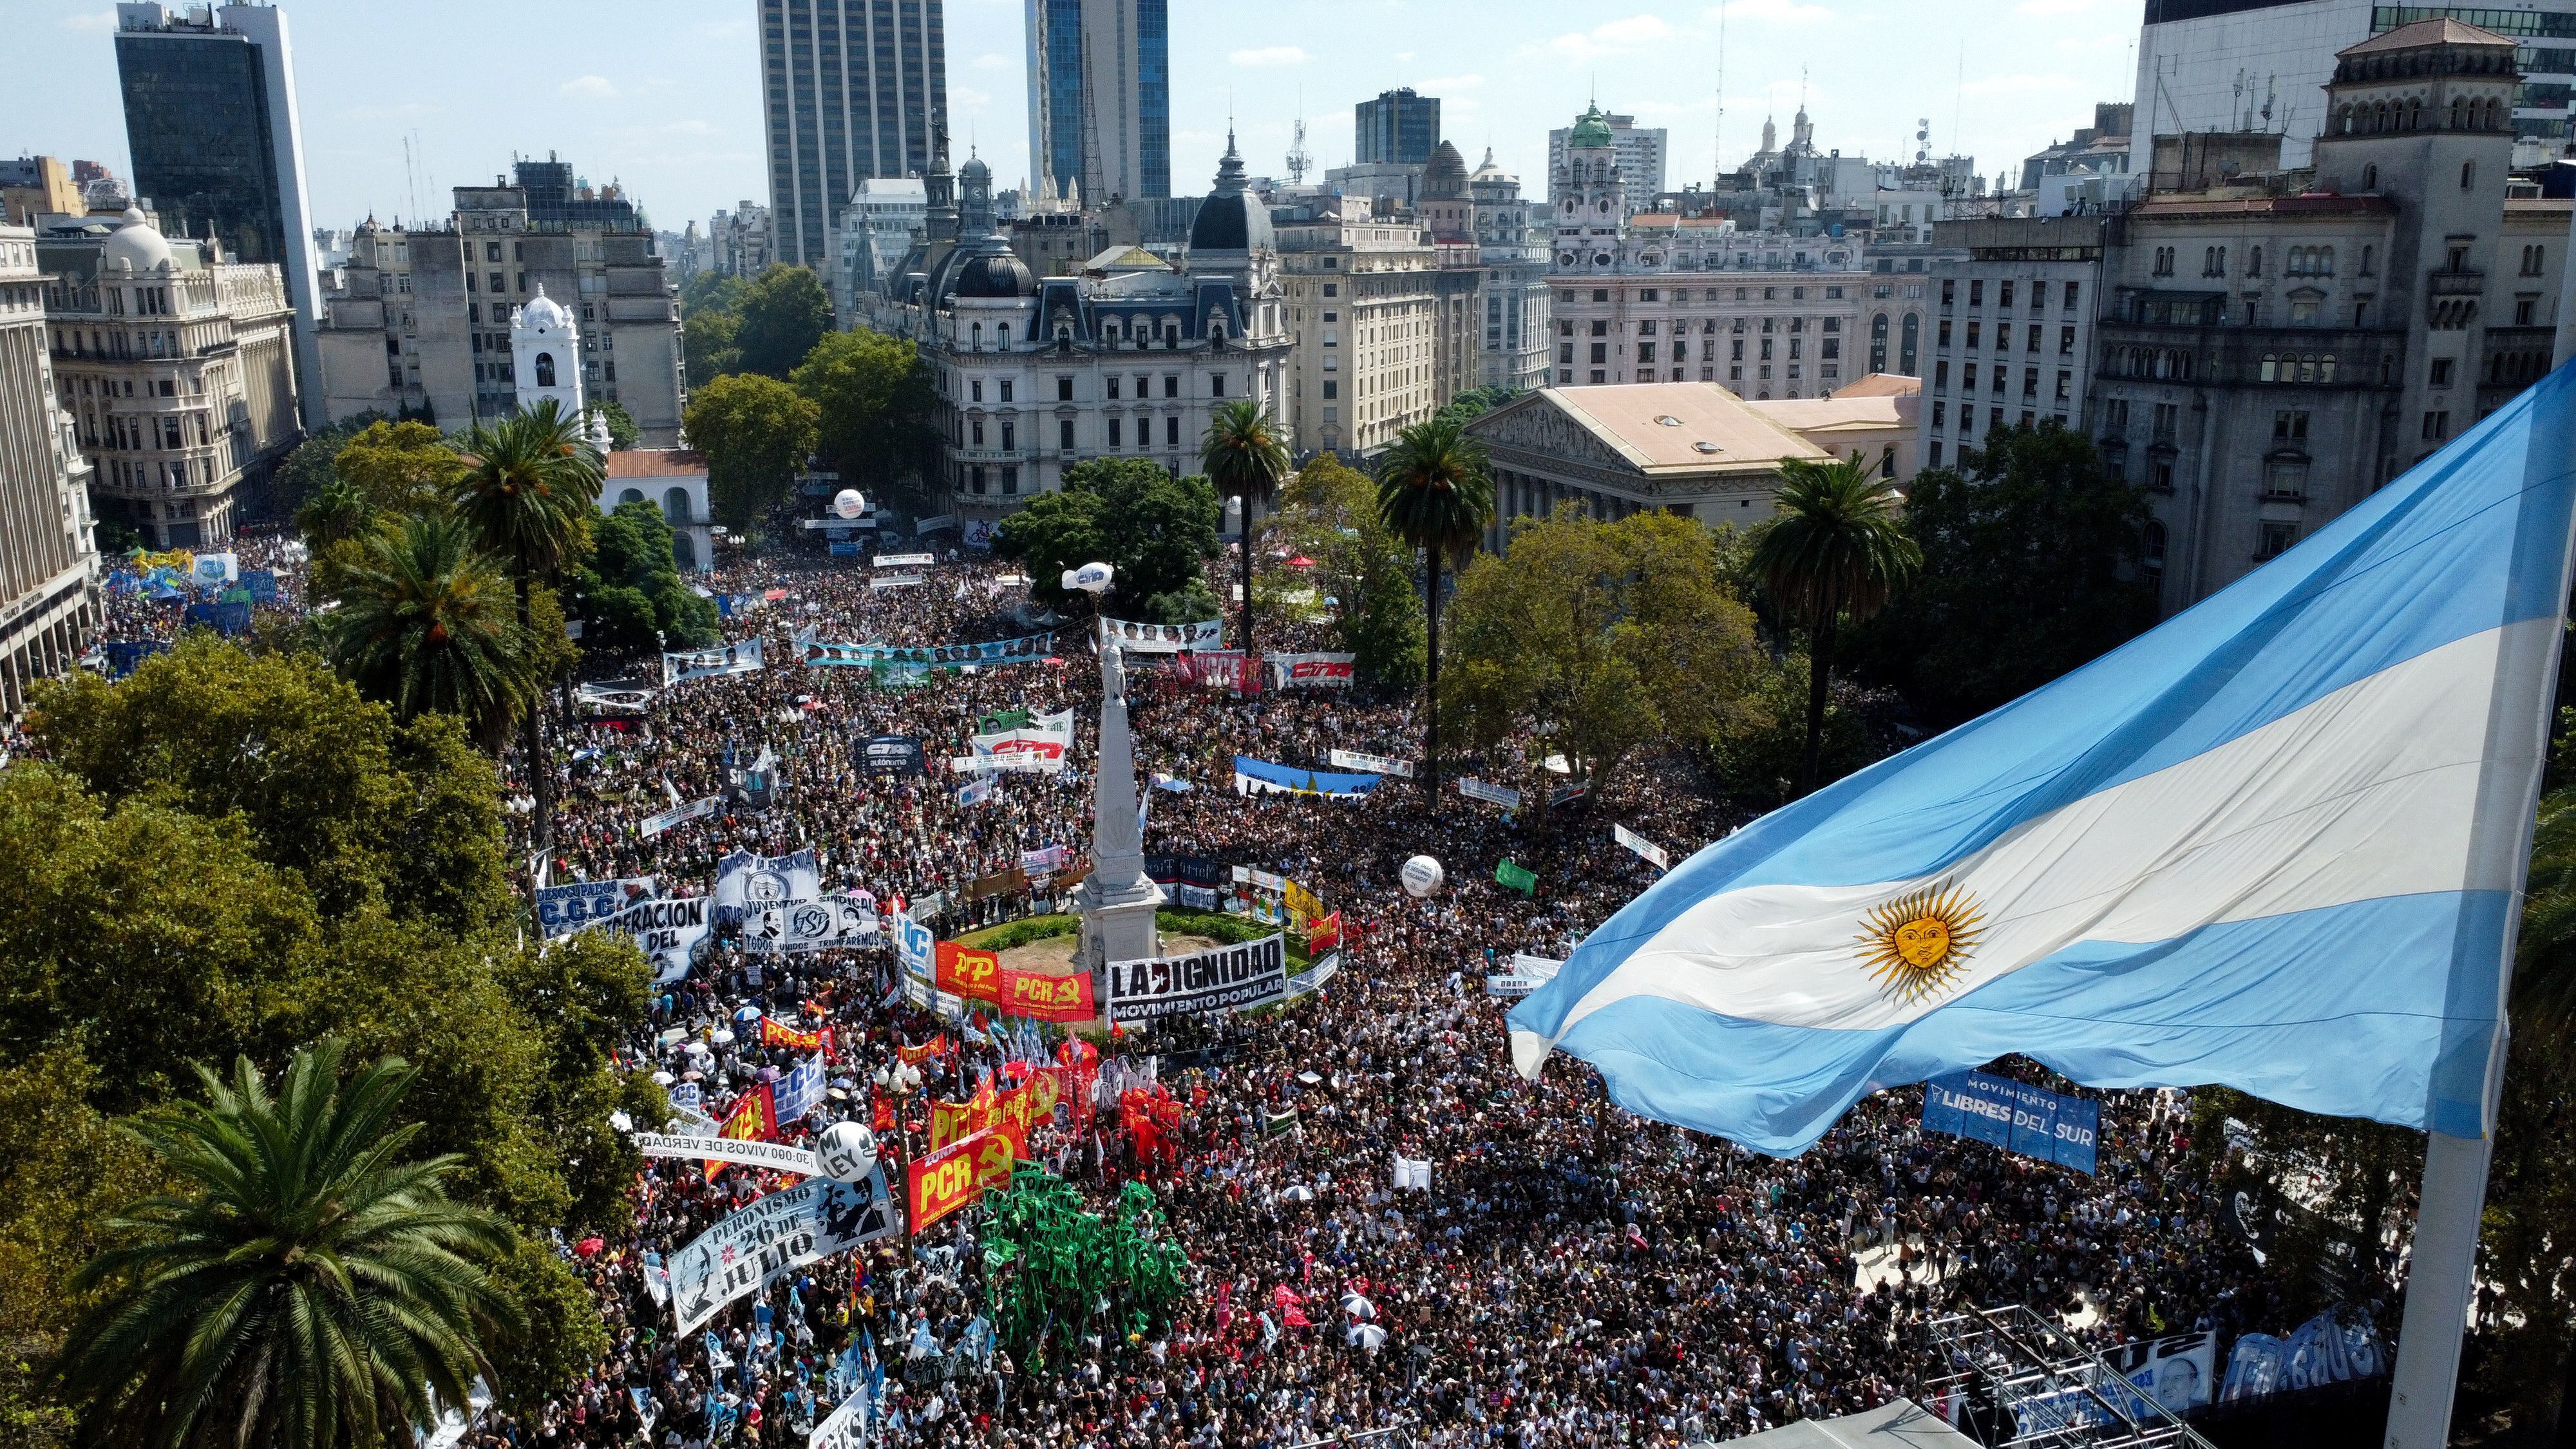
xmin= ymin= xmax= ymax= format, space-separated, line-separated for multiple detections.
xmin=66 ymin=525 xmax=2320 ymax=1449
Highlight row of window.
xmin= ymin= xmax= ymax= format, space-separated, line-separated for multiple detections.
xmin=1929 ymin=368 xmax=2076 ymax=422
xmin=2151 ymin=243 xmax=2378 ymax=280
xmin=954 ymin=372 xmax=1232 ymax=404
xmin=1555 ymin=285 xmax=1851 ymax=305
xmin=1940 ymin=278 xmax=2085 ymax=314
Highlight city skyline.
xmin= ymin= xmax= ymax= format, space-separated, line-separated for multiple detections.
xmin=13 ymin=0 xmax=2137 ymax=234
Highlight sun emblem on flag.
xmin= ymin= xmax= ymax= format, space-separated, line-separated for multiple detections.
xmin=1857 ymin=885 xmax=1985 ymax=1005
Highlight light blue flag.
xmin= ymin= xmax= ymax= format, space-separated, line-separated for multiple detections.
xmin=1509 ymin=365 xmax=2576 ymax=1154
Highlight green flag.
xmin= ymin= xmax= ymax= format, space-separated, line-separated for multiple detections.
xmin=1495 ymin=858 xmax=1539 ymax=895
xmin=981 ymin=706 xmax=1031 ymax=732
xmin=1264 ymin=1108 xmax=1300 ymax=1138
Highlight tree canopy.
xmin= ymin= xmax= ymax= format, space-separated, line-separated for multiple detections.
xmin=1442 ymin=509 xmax=1761 ymax=798
xmin=732 ymin=265 xmax=831 ymax=379
xmin=1849 ymin=424 xmax=2156 ymax=726
xmin=683 ymin=372 xmax=820 ymax=533
xmin=793 ymin=328 xmax=938 ymax=510
xmin=567 ymin=499 xmax=721 ymax=652
xmin=1274 ymin=455 xmax=1423 ymax=687
xmin=993 ymin=459 xmax=1223 ymax=621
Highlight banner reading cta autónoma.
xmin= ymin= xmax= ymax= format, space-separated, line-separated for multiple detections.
xmin=667 ymin=1170 xmax=899 ymax=1336
xmin=1106 ymin=934 xmax=1289 ymax=1024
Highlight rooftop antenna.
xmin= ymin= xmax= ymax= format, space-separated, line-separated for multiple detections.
xmin=1950 ymin=41 xmax=1964 ymax=169
xmin=1713 ymin=0 xmax=1727 ymax=187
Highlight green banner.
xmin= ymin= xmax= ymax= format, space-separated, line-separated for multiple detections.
xmin=1495 ymin=858 xmax=1538 ymax=895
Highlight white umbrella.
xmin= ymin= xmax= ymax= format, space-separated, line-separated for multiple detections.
xmin=652 ymin=1070 xmax=676 ymax=1086
xmin=1345 ymin=1323 xmax=1387 ymax=1350
xmin=1280 ymin=1185 xmax=1316 ymax=1202
xmin=1341 ymin=1293 xmax=1378 ymax=1321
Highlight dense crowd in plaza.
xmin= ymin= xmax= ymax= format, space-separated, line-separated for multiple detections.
xmin=73 ymin=533 xmax=2302 ymax=1449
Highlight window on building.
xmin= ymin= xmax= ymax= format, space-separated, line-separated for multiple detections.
xmin=2257 ymin=520 xmax=2300 ymax=561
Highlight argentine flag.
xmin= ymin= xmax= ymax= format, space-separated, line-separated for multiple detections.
xmin=1509 ymin=366 xmax=2576 ymax=1155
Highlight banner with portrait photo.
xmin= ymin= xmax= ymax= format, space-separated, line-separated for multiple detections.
xmin=713 ymin=848 xmax=823 ymax=924
xmin=1100 ymin=616 xmax=1223 ymax=654
xmin=664 ymin=636 xmax=765 ymax=687
xmin=741 ymin=895 xmax=881 ymax=954
xmin=1105 ymin=934 xmax=1288 ymax=1024
xmin=667 ymin=1171 xmax=899 ymax=1336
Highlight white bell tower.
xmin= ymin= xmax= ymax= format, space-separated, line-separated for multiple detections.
xmin=509 ymin=283 xmax=584 ymax=422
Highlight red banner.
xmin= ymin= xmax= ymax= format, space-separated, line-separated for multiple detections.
xmin=906 ymin=1126 xmax=1015 ymax=1231
xmin=999 ymin=967 xmax=1094 ymax=1022
xmin=761 ymin=1017 xmax=824 ymax=1051
xmin=896 ymin=1035 xmax=952 ymax=1066
xmin=1305 ymin=911 xmax=1343 ymax=954
xmin=708 ymin=1083 xmax=777 ymax=1180
xmin=935 ymin=941 xmax=1003 ymax=1005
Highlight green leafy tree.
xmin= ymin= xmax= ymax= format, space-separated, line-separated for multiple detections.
xmin=992 ymin=459 xmax=1222 ymax=620
xmin=1432 ymin=384 xmax=1522 ymax=430
xmin=1199 ymin=400 xmax=1292 ymax=654
xmin=274 ymin=412 xmax=388 ymax=515
xmin=1752 ymin=457 xmax=1920 ymax=795
xmin=683 ymin=307 xmax=742 ymax=386
xmin=321 ymin=514 xmax=538 ymax=752
xmin=1276 ymin=455 xmax=1423 ymax=686
xmin=453 ymin=397 xmax=602 ymax=851
xmin=679 ymin=271 xmax=748 ymax=317
xmin=1443 ymin=509 xmax=1761 ymax=806
xmin=332 ymin=419 xmax=467 ymax=519
xmin=733 ymin=264 xmax=831 ymax=379
xmin=1850 ymin=425 xmax=2155 ymax=725
xmin=1705 ymin=652 xmax=1877 ymax=808
xmin=685 ymin=372 xmax=819 ymax=533
xmin=94 ymin=518 xmax=145 ymax=556
xmin=1376 ymin=415 xmax=1497 ymax=795
xmin=585 ymin=399 xmax=641 ymax=451
xmin=793 ymin=328 xmax=938 ymax=509
xmin=28 ymin=634 xmax=513 ymax=937
xmin=48 ymin=1042 xmax=522 ymax=1449
xmin=293 ymin=473 xmax=375 ymax=551
xmin=567 ymin=500 xmax=721 ymax=652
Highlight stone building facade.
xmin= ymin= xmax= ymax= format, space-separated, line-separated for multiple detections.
xmin=0 ymin=223 xmax=99 ymax=715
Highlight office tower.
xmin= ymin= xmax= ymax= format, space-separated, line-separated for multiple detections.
xmin=1355 ymin=88 xmax=1441 ymax=166
xmin=112 ymin=2 xmax=323 ymax=429
xmin=760 ymin=0 xmax=949 ymax=272
xmin=1023 ymin=0 xmax=1171 ymax=205
xmin=0 ymin=225 xmax=100 ymax=715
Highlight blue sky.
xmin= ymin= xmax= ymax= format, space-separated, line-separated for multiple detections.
xmin=14 ymin=0 xmax=2142 ymax=235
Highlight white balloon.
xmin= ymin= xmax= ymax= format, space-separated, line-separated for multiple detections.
xmin=1061 ymin=561 xmax=1114 ymax=594
xmin=1400 ymin=855 xmax=1445 ymax=898
xmin=833 ymin=488 xmax=867 ymax=520
xmin=813 ymin=1121 xmax=880 ymax=1183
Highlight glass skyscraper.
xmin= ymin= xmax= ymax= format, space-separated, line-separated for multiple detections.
xmin=1024 ymin=0 xmax=1171 ymax=204
xmin=1356 ymin=89 xmax=1443 ymax=166
xmin=113 ymin=2 xmax=323 ymax=428
xmin=761 ymin=0 xmax=949 ymax=271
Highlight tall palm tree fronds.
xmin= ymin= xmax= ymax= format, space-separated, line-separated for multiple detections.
xmin=451 ymin=397 xmax=601 ymax=849
xmin=1198 ymin=399 xmax=1292 ymax=654
xmin=1375 ymin=415 xmax=1497 ymax=797
xmin=1751 ymin=456 xmax=1920 ymax=795
xmin=325 ymin=513 xmax=536 ymax=748
xmin=48 ymin=1041 xmax=524 ymax=1449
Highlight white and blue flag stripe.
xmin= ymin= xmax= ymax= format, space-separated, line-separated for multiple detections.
xmin=1508 ymin=364 xmax=2576 ymax=1155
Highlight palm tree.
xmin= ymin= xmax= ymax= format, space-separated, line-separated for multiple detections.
xmin=1374 ymin=415 xmax=1496 ymax=799
xmin=325 ymin=513 xmax=537 ymax=750
xmin=1752 ymin=457 xmax=1920 ymax=796
xmin=1198 ymin=400 xmax=1291 ymax=654
xmin=451 ymin=398 xmax=600 ymax=851
xmin=49 ymin=1041 xmax=523 ymax=1449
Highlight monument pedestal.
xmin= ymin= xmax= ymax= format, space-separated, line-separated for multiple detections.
xmin=1077 ymin=628 xmax=1162 ymax=1019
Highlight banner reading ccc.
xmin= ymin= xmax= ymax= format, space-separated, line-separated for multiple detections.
xmin=1106 ymin=934 xmax=1289 ymax=1024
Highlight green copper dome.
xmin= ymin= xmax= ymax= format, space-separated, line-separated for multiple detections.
xmin=1569 ymin=104 xmax=1614 ymax=149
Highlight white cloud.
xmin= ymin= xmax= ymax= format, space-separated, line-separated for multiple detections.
xmin=57 ymin=10 xmax=115 ymax=31
xmin=1417 ymin=74 xmax=1486 ymax=90
xmin=952 ymin=85 xmax=992 ymax=108
xmin=1394 ymin=51 xmax=1416 ymax=61
xmin=559 ymin=75 xmax=619 ymax=100
xmin=1229 ymin=45 xmax=1311 ymax=67
xmin=1709 ymin=0 xmax=1832 ymax=21
xmin=1547 ymin=14 xmax=1674 ymax=61
xmin=2016 ymin=0 xmax=2093 ymax=15
xmin=974 ymin=52 xmax=1012 ymax=70
xmin=1960 ymin=71 xmax=2078 ymax=97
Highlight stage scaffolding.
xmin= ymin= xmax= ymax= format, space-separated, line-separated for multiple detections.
xmin=1920 ymin=1305 xmax=2219 ymax=1449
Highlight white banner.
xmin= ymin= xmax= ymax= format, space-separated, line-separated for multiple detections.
xmin=1614 ymin=823 xmax=1671 ymax=869
xmin=664 ymin=636 xmax=765 ymax=687
xmin=916 ymin=513 xmax=958 ymax=535
xmin=668 ymin=1171 xmax=900 ymax=1336
xmin=535 ymin=876 xmax=657 ymax=936
xmin=1267 ymin=652 xmax=1356 ymax=688
xmin=1285 ymin=953 xmax=1340 ymax=999
xmin=640 ymin=795 xmax=721 ymax=837
xmin=607 ymin=896 xmax=712 ymax=982
xmin=1393 ymin=1153 xmax=1432 ymax=1191
xmin=1100 ymin=616 xmax=1224 ymax=654
xmin=869 ymin=573 xmax=926 ymax=590
xmin=576 ymin=681 xmax=658 ymax=716
xmin=743 ymin=896 xmax=882 ymax=954
xmin=1484 ymin=954 xmax=1563 ymax=998
xmin=1457 ymin=777 xmax=1522 ymax=808
xmin=874 ymin=552 xmax=935 ymax=567
xmin=635 ymin=1134 xmax=821 ymax=1175
xmin=714 ymin=848 xmax=824 ymax=923
xmin=809 ymin=1385 xmax=875 ymax=1449
xmin=1328 ymin=748 xmax=1414 ymax=779
xmin=969 ymin=708 xmax=1074 ymax=773
xmin=1106 ymin=934 xmax=1289 ymax=1024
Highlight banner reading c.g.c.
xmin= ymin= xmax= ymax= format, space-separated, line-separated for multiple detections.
xmin=999 ymin=967 xmax=1094 ymax=1021
xmin=934 ymin=941 xmax=1003 ymax=1004
xmin=905 ymin=1126 xmax=1015 ymax=1231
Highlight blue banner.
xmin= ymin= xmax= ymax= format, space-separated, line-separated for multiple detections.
xmin=243 ymin=569 xmax=279 ymax=605
xmin=100 ymin=639 xmax=169 ymax=679
xmin=1231 ymin=755 xmax=1380 ymax=797
xmin=1921 ymin=1070 xmax=2096 ymax=1173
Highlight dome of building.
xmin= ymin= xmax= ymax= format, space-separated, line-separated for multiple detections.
xmin=1569 ymin=104 xmax=1615 ymax=149
xmin=100 ymin=207 xmax=173 ymax=274
xmin=960 ymin=153 xmax=991 ymax=185
xmin=516 ymin=283 xmax=572 ymax=334
xmin=1188 ymin=131 xmax=1274 ymax=254
xmin=1471 ymin=147 xmax=1514 ymax=184
xmin=951 ymin=243 xmax=1036 ymax=299
xmin=1423 ymin=141 xmax=1470 ymax=200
